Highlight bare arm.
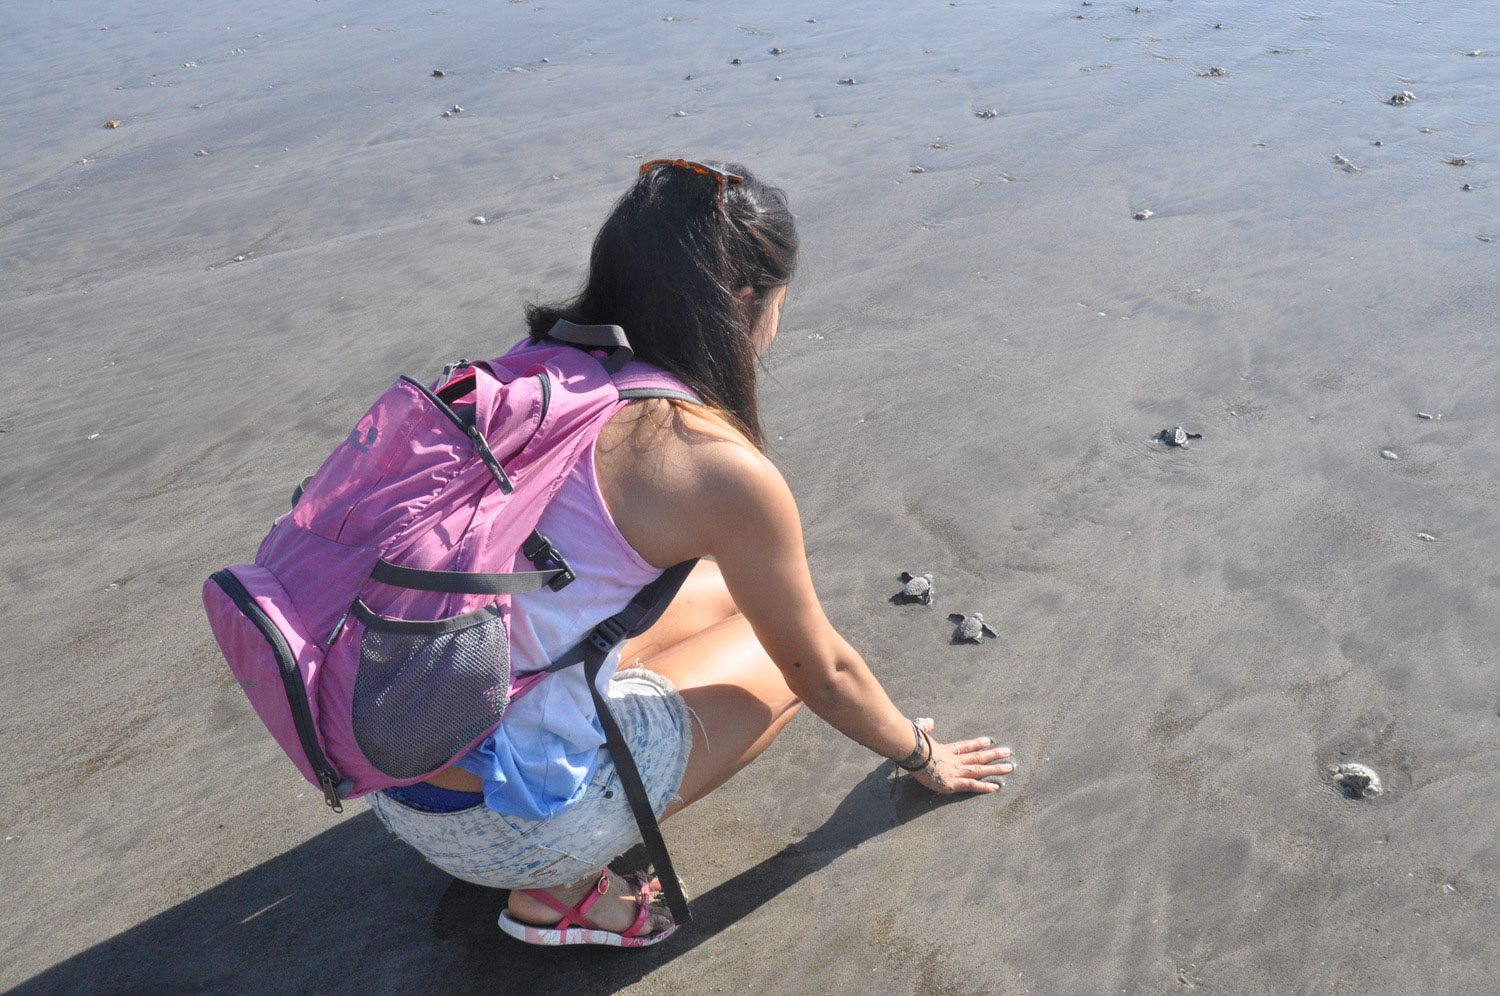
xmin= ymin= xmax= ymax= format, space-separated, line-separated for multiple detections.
xmin=613 ymin=408 xmax=1011 ymax=793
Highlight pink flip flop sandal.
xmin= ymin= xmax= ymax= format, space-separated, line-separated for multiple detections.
xmin=498 ymin=871 xmax=678 ymax=948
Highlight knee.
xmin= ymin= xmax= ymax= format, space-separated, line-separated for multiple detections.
xmin=686 ymin=559 xmax=739 ymax=625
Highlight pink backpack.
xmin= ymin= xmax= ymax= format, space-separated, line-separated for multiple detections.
xmin=202 ymin=321 xmax=697 ymax=920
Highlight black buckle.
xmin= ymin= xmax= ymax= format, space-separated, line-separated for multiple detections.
xmin=524 ymin=533 xmax=575 ymax=591
xmin=587 ymin=616 xmax=630 ymax=655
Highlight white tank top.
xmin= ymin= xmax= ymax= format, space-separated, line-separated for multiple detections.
xmin=455 ymin=432 xmax=666 ymax=818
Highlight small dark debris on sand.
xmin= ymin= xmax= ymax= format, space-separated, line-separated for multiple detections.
xmin=837 ymin=77 xmax=857 ymax=85
xmin=1156 ymin=425 xmax=1202 ymax=448
xmin=431 ymin=69 xmax=446 ymax=77
xmin=1388 ymin=90 xmax=1416 ymax=106
xmin=1443 ymin=157 xmax=1470 ymax=166
xmin=1133 ymin=209 xmax=1154 ymax=220
xmin=1416 ymin=411 xmax=1442 ymax=420
xmin=770 ymin=47 xmax=786 ymax=56
xmin=949 ymin=613 xmax=997 ymax=643
xmin=975 ymin=108 xmax=998 ymax=119
xmin=1461 ymin=183 xmax=1476 ymax=191
xmin=730 ymin=57 xmax=743 ymax=65
xmin=1196 ymin=66 xmax=1227 ymax=77
xmin=1330 ymin=762 xmax=1383 ymax=799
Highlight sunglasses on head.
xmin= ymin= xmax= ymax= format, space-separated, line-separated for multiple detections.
xmin=639 ymin=158 xmax=745 ymax=206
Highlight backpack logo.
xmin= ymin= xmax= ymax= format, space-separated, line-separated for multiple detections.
xmin=347 ymin=423 xmax=378 ymax=452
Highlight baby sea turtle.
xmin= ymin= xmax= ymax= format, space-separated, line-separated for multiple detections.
xmin=1156 ymin=425 xmax=1202 ymax=448
xmin=975 ymin=108 xmax=998 ymax=119
xmin=431 ymin=69 xmax=446 ymax=77
xmin=1133 ymin=209 xmax=1154 ymax=220
xmin=895 ymin=572 xmax=935 ymax=605
xmin=730 ymin=57 xmax=744 ymax=65
xmin=1461 ymin=183 xmax=1475 ymax=191
xmin=838 ymin=76 xmax=857 ymax=85
xmin=1330 ymin=762 xmax=1383 ymax=799
xmin=1197 ymin=66 xmax=1228 ymax=77
xmin=1389 ymin=90 xmax=1416 ymax=106
xmin=104 ymin=119 xmax=121 ymax=128
xmin=1443 ymin=157 xmax=1470 ymax=166
xmin=949 ymin=613 xmax=997 ymax=643
xmin=769 ymin=47 xmax=787 ymax=55
xmin=1332 ymin=154 xmax=1360 ymax=173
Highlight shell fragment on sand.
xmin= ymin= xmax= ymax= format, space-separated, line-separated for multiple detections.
xmin=1416 ymin=411 xmax=1442 ymax=420
xmin=974 ymin=108 xmax=998 ymax=119
xmin=1417 ymin=532 xmax=1438 ymax=542
xmin=1133 ymin=209 xmax=1154 ymax=220
xmin=1332 ymin=154 xmax=1361 ymax=172
xmin=470 ymin=215 xmax=487 ymax=225
xmin=1388 ymin=90 xmax=1416 ymax=105
xmin=1380 ymin=449 xmax=1399 ymax=460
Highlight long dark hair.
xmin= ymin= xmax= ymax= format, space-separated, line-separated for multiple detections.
xmin=525 ymin=160 xmax=798 ymax=449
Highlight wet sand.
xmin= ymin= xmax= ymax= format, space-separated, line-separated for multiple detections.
xmin=3 ymin=0 xmax=1499 ymax=992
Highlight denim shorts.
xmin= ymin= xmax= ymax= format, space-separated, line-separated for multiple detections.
xmin=367 ymin=668 xmax=693 ymax=890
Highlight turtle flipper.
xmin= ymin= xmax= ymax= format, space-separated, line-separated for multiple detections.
xmin=948 ymin=613 xmax=964 ymax=624
xmin=899 ymin=571 xmax=914 ymax=583
xmin=981 ymin=623 xmax=998 ymax=638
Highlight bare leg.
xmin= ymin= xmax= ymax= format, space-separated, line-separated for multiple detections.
xmin=508 ymin=561 xmax=799 ymax=930
xmin=634 ymin=613 xmax=801 ymax=817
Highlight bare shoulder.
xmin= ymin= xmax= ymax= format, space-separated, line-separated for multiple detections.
xmin=595 ymin=400 xmax=794 ymax=569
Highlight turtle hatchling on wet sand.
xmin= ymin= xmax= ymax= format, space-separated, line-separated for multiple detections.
xmin=1156 ymin=425 xmax=1203 ymax=448
xmin=895 ymin=572 xmax=935 ymax=605
xmin=1330 ymin=762 xmax=1383 ymax=799
xmin=948 ymin=612 xmax=997 ymax=643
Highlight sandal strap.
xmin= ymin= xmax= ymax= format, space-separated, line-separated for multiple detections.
xmin=619 ymin=892 xmax=655 ymax=938
xmin=519 ymin=872 xmax=611 ymax=933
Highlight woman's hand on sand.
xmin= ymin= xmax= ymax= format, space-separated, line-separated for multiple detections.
xmin=908 ymin=717 xmax=1013 ymax=794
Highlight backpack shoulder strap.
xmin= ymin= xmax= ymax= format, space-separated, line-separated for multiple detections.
xmin=541 ymin=560 xmax=699 ymax=925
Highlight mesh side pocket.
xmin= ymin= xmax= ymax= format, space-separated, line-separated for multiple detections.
xmin=351 ymin=602 xmax=510 ymax=779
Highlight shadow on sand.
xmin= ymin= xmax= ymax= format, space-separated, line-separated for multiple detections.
xmin=19 ymin=767 xmax=961 ymax=994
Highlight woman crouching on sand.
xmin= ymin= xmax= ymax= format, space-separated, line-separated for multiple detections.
xmin=368 ymin=158 xmax=1014 ymax=946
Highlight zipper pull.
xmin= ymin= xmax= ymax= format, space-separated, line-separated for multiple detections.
xmin=327 ymin=610 xmax=349 ymax=647
xmin=319 ymin=771 xmax=345 ymax=813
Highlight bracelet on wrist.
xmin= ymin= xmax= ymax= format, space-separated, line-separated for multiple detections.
xmin=895 ymin=719 xmax=933 ymax=771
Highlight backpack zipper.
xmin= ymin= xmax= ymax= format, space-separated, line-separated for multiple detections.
xmin=212 ymin=569 xmax=349 ymax=812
